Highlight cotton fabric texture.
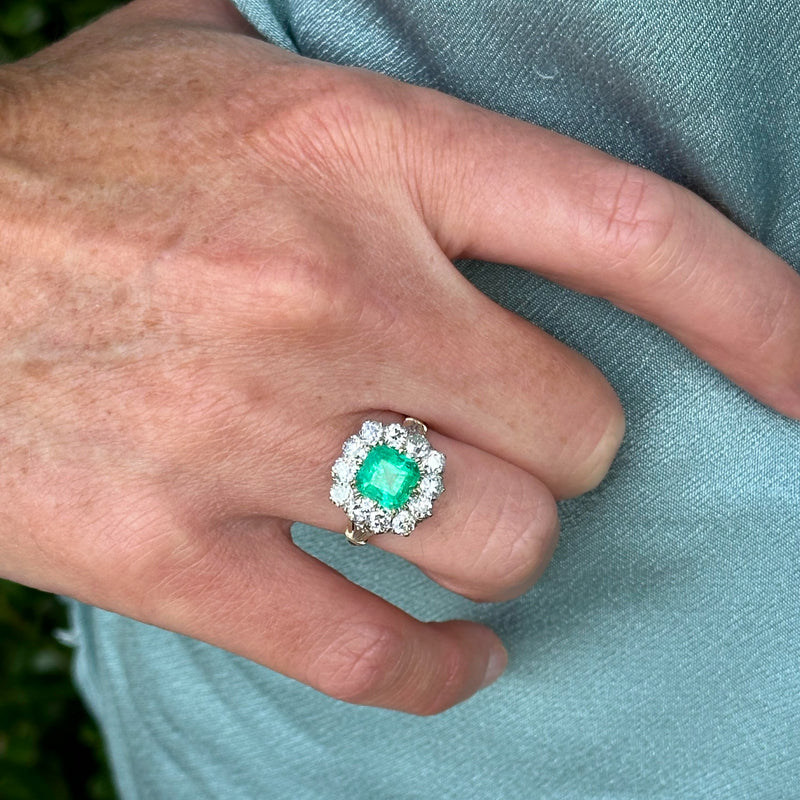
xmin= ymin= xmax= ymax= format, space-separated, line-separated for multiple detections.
xmin=65 ymin=1 xmax=800 ymax=797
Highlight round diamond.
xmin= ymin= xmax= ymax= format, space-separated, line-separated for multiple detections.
xmin=383 ymin=423 xmax=407 ymax=448
xmin=392 ymin=510 xmax=416 ymax=535
xmin=342 ymin=435 xmax=368 ymax=461
xmin=419 ymin=474 xmax=444 ymax=499
xmin=407 ymin=495 xmax=433 ymax=520
xmin=348 ymin=497 xmax=375 ymax=525
xmin=332 ymin=457 xmax=358 ymax=483
xmin=368 ymin=508 xmax=391 ymax=534
xmin=422 ymin=450 xmax=445 ymax=474
xmin=359 ymin=420 xmax=383 ymax=445
xmin=330 ymin=482 xmax=352 ymax=507
xmin=405 ymin=433 xmax=430 ymax=458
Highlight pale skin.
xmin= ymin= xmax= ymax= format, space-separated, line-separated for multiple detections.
xmin=1 ymin=0 xmax=798 ymax=715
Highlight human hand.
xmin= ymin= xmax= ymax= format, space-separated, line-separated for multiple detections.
xmin=1 ymin=0 xmax=798 ymax=715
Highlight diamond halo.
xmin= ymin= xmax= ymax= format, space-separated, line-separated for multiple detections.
xmin=330 ymin=418 xmax=446 ymax=545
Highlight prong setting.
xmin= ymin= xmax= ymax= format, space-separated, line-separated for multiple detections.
xmin=331 ymin=418 xmax=445 ymax=541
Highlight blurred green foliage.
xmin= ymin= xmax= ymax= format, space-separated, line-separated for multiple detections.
xmin=0 ymin=581 xmax=115 ymax=800
xmin=0 ymin=0 xmax=121 ymax=63
xmin=1 ymin=5 xmax=123 ymax=800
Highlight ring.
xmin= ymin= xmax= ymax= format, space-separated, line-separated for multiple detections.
xmin=330 ymin=418 xmax=446 ymax=546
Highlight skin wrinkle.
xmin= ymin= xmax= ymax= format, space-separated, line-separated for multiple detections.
xmin=309 ymin=621 xmax=405 ymax=703
xmin=732 ymin=272 xmax=794 ymax=356
xmin=410 ymin=97 xmax=484 ymax=259
xmin=442 ymin=470 xmax=552 ymax=601
xmin=423 ymin=636 xmax=469 ymax=715
xmin=584 ymin=164 xmax=682 ymax=288
xmin=601 ymin=161 xmax=651 ymax=243
xmin=457 ymin=478 xmax=523 ymax=596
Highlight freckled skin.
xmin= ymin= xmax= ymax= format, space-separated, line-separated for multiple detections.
xmin=22 ymin=359 xmax=51 ymax=379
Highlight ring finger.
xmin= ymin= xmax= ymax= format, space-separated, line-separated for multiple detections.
xmin=240 ymin=412 xmax=560 ymax=603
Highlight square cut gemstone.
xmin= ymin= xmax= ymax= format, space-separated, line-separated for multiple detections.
xmin=356 ymin=445 xmax=421 ymax=511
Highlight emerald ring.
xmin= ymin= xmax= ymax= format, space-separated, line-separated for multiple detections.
xmin=330 ymin=418 xmax=446 ymax=546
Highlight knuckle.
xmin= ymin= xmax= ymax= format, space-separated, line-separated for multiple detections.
xmin=499 ymin=487 xmax=559 ymax=591
xmin=583 ymin=162 xmax=681 ymax=287
xmin=460 ymin=476 xmax=559 ymax=602
xmin=742 ymin=283 xmax=794 ymax=355
xmin=235 ymin=234 xmax=409 ymax=348
xmin=412 ymin=643 xmax=467 ymax=716
xmin=248 ymin=243 xmax=351 ymax=332
xmin=135 ymin=521 xmax=238 ymax=615
xmin=119 ymin=524 xmax=217 ymax=622
xmin=311 ymin=622 xmax=404 ymax=705
xmin=198 ymin=229 xmax=354 ymax=336
xmin=247 ymin=65 xmax=408 ymax=186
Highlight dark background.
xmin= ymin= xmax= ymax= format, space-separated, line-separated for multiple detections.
xmin=1 ymin=2 xmax=123 ymax=798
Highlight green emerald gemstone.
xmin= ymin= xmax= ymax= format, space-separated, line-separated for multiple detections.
xmin=355 ymin=445 xmax=421 ymax=511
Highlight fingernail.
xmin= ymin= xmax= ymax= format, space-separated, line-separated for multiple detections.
xmin=480 ymin=641 xmax=508 ymax=689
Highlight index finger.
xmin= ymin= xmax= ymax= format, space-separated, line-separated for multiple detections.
xmin=411 ymin=91 xmax=800 ymax=418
